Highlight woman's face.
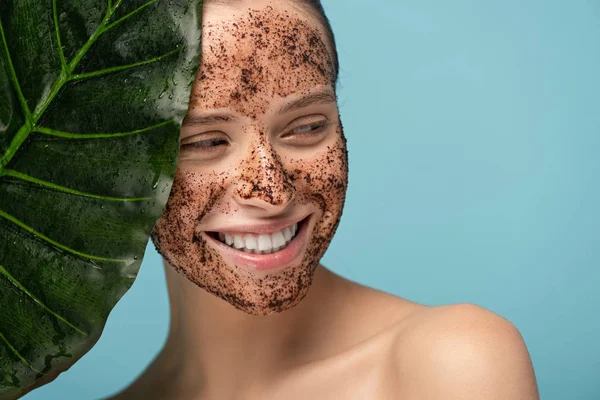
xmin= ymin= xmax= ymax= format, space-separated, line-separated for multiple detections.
xmin=151 ymin=1 xmax=348 ymax=316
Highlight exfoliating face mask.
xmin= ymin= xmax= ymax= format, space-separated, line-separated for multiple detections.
xmin=151 ymin=5 xmax=348 ymax=316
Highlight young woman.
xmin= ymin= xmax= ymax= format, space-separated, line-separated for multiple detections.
xmin=109 ymin=0 xmax=539 ymax=398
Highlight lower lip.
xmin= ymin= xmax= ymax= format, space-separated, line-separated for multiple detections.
xmin=202 ymin=215 xmax=312 ymax=272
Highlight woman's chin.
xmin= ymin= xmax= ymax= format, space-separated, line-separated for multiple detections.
xmin=197 ymin=265 xmax=316 ymax=316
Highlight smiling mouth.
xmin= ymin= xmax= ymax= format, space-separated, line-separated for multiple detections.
xmin=206 ymin=216 xmax=309 ymax=255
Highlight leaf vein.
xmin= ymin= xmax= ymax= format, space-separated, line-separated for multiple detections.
xmin=52 ymin=0 xmax=67 ymax=71
xmin=105 ymin=0 xmax=158 ymax=32
xmin=0 ymin=209 xmax=124 ymax=263
xmin=70 ymin=46 xmax=182 ymax=81
xmin=30 ymin=2 xmax=117 ymax=122
xmin=0 ymin=265 xmax=88 ymax=336
xmin=33 ymin=120 xmax=172 ymax=139
xmin=1 ymin=123 xmax=31 ymax=168
xmin=0 ymin=331 xmax=42 ymax=374
xmin=3 ymin=169 xmax=152 ymax=202
xmin=0 ymin=17 xmax=32 ymax=121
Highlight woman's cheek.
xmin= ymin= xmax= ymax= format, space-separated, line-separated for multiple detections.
xmin=315 ymin=135 xmax=349 ymax=236
xmin=287 ymin=126 xmax=349 ymax=252
xmin=150 ymin=169 xmax=214 ymax=266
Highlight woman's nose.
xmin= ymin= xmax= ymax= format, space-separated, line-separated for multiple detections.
xmin=233 ymin=138 xmax=295 ymax=211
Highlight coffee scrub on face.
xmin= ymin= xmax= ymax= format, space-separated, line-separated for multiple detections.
xmin=150 ymin=4 xmax=349 ymax=316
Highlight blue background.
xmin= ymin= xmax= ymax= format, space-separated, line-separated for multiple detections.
xmin=25 ymin=1 xmax=600 ymax=399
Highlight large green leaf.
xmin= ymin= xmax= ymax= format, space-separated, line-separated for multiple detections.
xmin=0 ymin=0 xmax=202 ymax=397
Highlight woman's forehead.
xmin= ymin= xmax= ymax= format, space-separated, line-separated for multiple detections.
xmin=189 ymin=4 xmax=335 ymax=117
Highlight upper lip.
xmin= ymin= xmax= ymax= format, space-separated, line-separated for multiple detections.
xmin=203 ymin=213 xmax=311 ymax=235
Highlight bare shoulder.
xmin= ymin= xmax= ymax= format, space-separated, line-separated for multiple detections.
xmin=386 ymin=303 xmax=539 ymax=399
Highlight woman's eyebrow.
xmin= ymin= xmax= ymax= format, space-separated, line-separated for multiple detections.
xmin=276 ymin=89 xmax=336 ymax=115
xmin=182 ymin=114 xmax=237 ymax=127
xmin=181 ymin=90 xmax=336 ymax=126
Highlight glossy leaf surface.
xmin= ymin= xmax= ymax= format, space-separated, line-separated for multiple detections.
xmin=0 ymin=0 xmax=202 ymax=397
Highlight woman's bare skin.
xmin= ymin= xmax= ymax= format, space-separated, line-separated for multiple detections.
xmin=108 ymin=264 xmax=417 ymax=399
xmin=107 ymin=1 xmax=539 ymax=398
xmin=109 ymin=264 xmax=537 ymax=399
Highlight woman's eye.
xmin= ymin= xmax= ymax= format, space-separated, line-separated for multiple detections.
xmin=181 ymin=137 xmax=228 ymax=150
xmin=293 ymin=122 xmax=323 ymax=133
xmin=284 ymin=120 xmax=330 ymax=138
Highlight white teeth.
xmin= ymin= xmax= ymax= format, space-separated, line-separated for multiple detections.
xmin=282 ymin=226 xmax=292 ymax=242
xmin=257 ymin=234 xmax=272 ymax=251
xmin=244 ymin=234 xmax=257 ymax=250
xmin=233 ymin=235 xmax=245 ymax=249
xmin=272 ymin=231 xmax=286 ymax=248
xmin=215 ymin=222 xmax=300 ymax=254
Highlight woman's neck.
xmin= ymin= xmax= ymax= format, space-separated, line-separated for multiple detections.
xmin=147 ymin=262 xmax=351 ymax=398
